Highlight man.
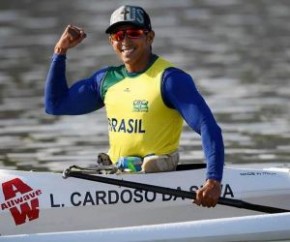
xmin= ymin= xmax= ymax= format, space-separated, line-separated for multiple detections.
xmin=45 ymin=5 xmax=224 ymax=207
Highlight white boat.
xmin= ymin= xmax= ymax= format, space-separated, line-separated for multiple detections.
xmin=0 ymin=164 xmax=290 ymax=240
xmin=2 ymin=213 xmax=290 ymax=242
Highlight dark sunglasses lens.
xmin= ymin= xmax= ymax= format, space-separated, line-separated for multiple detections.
xmin=111 ymin=29 xmax=146 ymax=41
xmin=112 ymin=31 xmax=124 ymax=41
xmin=126 ymin=30 xmax=143 ymax=38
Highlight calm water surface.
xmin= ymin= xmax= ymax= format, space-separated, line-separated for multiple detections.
xmin=0 ymin=0 xmax=290 ymax=171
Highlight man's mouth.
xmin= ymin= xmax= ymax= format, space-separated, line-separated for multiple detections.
xmin=122 ymin=47 xmax=135 ymax=55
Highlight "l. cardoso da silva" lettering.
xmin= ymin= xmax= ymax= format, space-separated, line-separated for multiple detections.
xmin=108 ymin=118 xmax=145 ymax=133
xmin=49 ymin=184 xmax=234 ymax=207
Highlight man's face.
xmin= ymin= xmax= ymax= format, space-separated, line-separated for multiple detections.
xmin=108 ymin=25 xmax=155 ymax=72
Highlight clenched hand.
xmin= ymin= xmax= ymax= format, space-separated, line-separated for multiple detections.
xmin=54 ymin=25 xmax=87 ymax=55
xmin=194 ymin=179 xmax=221 ymax=207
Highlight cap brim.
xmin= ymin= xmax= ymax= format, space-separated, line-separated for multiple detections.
xmin=105 ymin=21 xmax=146 ymax=33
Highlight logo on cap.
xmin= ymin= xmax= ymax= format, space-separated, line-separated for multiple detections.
xmin=106 ymin=5 xmax=151 ymax=33
xmin=111 ymin=6 xmax=145 ymax=25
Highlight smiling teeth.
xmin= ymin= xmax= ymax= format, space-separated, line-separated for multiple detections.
xmin=122 ymin=48 xmax=134 ymax=54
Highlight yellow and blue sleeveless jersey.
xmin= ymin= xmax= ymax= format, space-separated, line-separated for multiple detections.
xmin=101 ymin=57 xmax=183 ymax=162
xmin=45 ymin=54 xmax=224 ymax=181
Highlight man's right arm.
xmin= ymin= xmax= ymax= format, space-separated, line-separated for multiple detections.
xmin=45 ymin=25 xmax=107 ymax=115
xmin=44 ymin=53 xmax=106 ymax=115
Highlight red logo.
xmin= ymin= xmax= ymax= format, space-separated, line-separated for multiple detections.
xmin=1 ymin=178 xmax=42 ymax=225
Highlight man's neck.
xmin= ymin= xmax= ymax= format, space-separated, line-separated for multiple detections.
xmin=125 ymin=52 xmax=155 ymax=73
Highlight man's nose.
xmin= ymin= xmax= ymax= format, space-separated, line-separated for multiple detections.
xmin=121 ymin=34 xmax=132 ymax=42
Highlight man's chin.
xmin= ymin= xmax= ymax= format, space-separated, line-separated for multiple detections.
xmin=121 ymin=57 xmax=135 ymax=65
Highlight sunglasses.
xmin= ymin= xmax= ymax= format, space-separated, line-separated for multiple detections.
xmin=110 ymin=29 xmax=149 ymax=42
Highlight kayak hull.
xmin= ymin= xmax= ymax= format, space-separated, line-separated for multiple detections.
xmin=2 ymin=213 xmax=290 ymax=242
xmin=0 ymin=166 xmax=290 ymax=236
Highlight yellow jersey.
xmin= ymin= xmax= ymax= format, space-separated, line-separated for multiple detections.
xmin=101 ymin=56 xmax=183 ymax=163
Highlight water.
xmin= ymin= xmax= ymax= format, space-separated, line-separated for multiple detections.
xmin=0 ymin=0 xmax=290 ymax=172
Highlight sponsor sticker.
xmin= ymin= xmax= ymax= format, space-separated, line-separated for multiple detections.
xmin=1 ymin=178 xmax=42 ymax=225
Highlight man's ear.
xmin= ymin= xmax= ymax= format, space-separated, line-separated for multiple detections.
xmin=147 ymin=30 xmax=155 ymax=44
xmin=108 ymin=36 xmax=113 ymax=45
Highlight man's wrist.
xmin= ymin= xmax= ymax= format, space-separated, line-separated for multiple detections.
xmin=54 ymin=46 xmax=67 ymax=55
xmin=206 ymin=179 xmax=221 ymax=187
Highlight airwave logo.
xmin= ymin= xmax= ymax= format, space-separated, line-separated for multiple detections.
xmin=1 ymin=178 xmax=42 ymax=225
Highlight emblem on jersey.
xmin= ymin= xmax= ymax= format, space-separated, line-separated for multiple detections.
xmin=133 ymin=100 xmax=148 ymax=112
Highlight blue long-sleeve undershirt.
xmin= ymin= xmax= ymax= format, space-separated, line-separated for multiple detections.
xmin=45 ymin=54 xmax=224 ymax=181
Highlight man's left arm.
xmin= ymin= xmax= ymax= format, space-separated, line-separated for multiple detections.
xmin=162 ymin=68 xmax=224 ymax=207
